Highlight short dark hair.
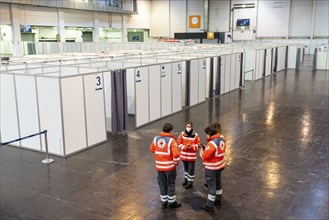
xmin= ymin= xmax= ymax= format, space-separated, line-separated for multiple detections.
xmin=211 ymin=122 xmax=222 ymax=134
xmin=163 ymin=123 xmax=173 ymax=133
xmin=204 ymin=125 xmax=217 ymax=137
xmin=185 ymin=121 xmax=193 ymax=127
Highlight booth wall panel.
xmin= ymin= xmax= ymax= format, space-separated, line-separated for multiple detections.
xmin=224 ymin=55 xmax=231 ymax=93
xmin=126 ymin=69 xmax=135 ymax=115
xmin=15 ymin=75 xmax=40 ymax=150
xmin=272 ymin=48 xmax=276 ymax=72
xmin=181 ymin=61 xmax=186 ymax=106
xmin=103 ymin=72 xmax=112 ymax=132
xmin=220 ymin=56 xmax=226 ymax=94
xmin=277 ymin=47 xmax=283 ymax=71
xmin=230 ymin=55 xmax=236 ymax=91
xmin=135 ymin=67 xmax=149 ymax=127
xmin=265 ymin=49 xmax=272 ymax=76
xmin=149 ymin=65 xmax=161 ymax=121
xmin=61 ymin=77 xmax=87 ymax=155
xmin=172 ymin=62 xmax=182 ymax=113
xmin=241 ymin=52 xmax=246 ymax=86
xmin=317 ymin=52 xmax=329 ymax=70
xmin=245 ymin=51 xmax=256 ymax=80
xmin=198 ymin=59 xmax=206 ymax=102
xmin=190 ymin=60 xmax=199 ymax=106
xmin=161 ymin=64 xmax=172 ymax=117
xmin=83 ymin=73 xmax=107 ymax=146
xmin=0 ymin=74 xmax=20 ymax=146
xmin=36 ymin=77 xmax=63 ymax=155
xmin=213 ymin=57 xmax=218 ymax=90
xmin=235 ymin=54 xmax=240 ymax=89
xmin=255 ymin=51 xmax=261 ymax=80
xmin=205 ymin=58 xmax=211 ymax=98
xmin=288 ymin=46 xmax=297 ymax=69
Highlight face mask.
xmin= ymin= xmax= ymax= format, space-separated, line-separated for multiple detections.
xmin=186 ymin=127 xmax=191 ymax=132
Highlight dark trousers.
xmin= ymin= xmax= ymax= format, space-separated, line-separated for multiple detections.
xmin=183 ymin=161 xmax=195 ymax=182
xmin=205 ymin=168 xmax=223 ymax=207
xmin=158 ymin=169 xmax=177 ymax=204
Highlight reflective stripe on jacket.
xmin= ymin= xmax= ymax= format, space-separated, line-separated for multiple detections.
xmin=177 ymin=130 xmax=201 ymax=162
xmin=150 ymin=132 xmax=180 ymax=171
xmin=201 ymin=134 xmax=226 ymax=170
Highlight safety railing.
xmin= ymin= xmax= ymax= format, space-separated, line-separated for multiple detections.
xmin=1 ymin=130 xmax=54 ymax=164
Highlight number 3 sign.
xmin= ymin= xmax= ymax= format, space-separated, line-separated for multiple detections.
xmin=95 ymin=75 xmax=103 ymax=91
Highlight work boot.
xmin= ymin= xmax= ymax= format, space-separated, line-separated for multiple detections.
xmin=161 ymin=202 xmax=167 ymax=209
xmin=168 ymin=201 xmax=182 ymax=209
xmin=185 ymin=182 xmax=193 ymax=189
xmin=215 ymin=195 xmax=222 ymax=206
xmin=202 ymin=204 xmax=214 ymax=212
xmin=215 ymin=199 xmax=221 ymax=206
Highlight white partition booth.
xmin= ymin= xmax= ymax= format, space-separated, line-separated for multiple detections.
xmin=124 ymin=62 xmax=183 ymax=128
xmin=276 ymin=45 xmax=288 ymax=72
xmin=0 ymin=66 xmax=107 ymax=157
xmin=316 ymin=51 xmax=329 ymax=70
xmin=218 ymin=52 xmax=243 ymax=94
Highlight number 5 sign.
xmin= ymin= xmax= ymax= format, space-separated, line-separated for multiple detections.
xmin=177 ymin=63 xmax=182 ymax=74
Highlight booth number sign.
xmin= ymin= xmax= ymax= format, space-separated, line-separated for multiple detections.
xmin=136 ymin=70 xmax=141 ymax=82
xmin=160 ymin=65 xmax=166 ymax=77
xmin=95 ymin=75 xmax=103 ymax=91
xmin=177 ymin=63 xmax=182 ymax=74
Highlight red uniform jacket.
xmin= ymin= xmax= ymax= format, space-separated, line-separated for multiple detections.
xmin=150 ymin=132 xmax=180 ymax=171
xmin=200 ymin=134 xmax=226 ymax=170
xmin=177 ymin=130 xmax=201 ymax=162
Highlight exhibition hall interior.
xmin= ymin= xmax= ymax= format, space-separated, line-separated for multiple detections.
xmin=0 ymin=0 xmax=328 ymax=219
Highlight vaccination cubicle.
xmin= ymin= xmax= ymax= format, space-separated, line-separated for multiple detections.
xmin=244 ymin=44 xmax=288 ymax=81
xmin=0 ymin=65 xmax=107 ymax=157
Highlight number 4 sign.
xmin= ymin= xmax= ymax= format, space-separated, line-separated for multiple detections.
xmin=136 ymin=70 xmax=141 ymax=82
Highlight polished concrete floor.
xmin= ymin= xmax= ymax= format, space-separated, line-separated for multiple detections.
xmin=1 ymin=56 xmax=328 ymax=219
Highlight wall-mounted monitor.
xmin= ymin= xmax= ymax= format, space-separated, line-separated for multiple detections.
xmin=20 ymin=25 xmax=32 ymax=33
xmin=236 ymin=19 xmax=250 ymax=28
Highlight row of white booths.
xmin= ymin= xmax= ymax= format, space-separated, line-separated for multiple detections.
xmin=0 ymin=42 xmax=303 ymax=157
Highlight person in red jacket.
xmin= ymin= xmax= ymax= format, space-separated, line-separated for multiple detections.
xmin=199 ymin=124 xmax=226 ymax=212
xmin=150 ymin=123 xmax=182 ymax=209
xmin=177 ymin=121 xmax=201 ymax=189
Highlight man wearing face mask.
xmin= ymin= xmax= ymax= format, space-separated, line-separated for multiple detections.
xmin=177 ymin=121 xmax=201 ymax=189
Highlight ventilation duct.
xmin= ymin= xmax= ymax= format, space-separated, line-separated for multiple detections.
xmin=233 ymin=3 xmax=255 ymax=9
